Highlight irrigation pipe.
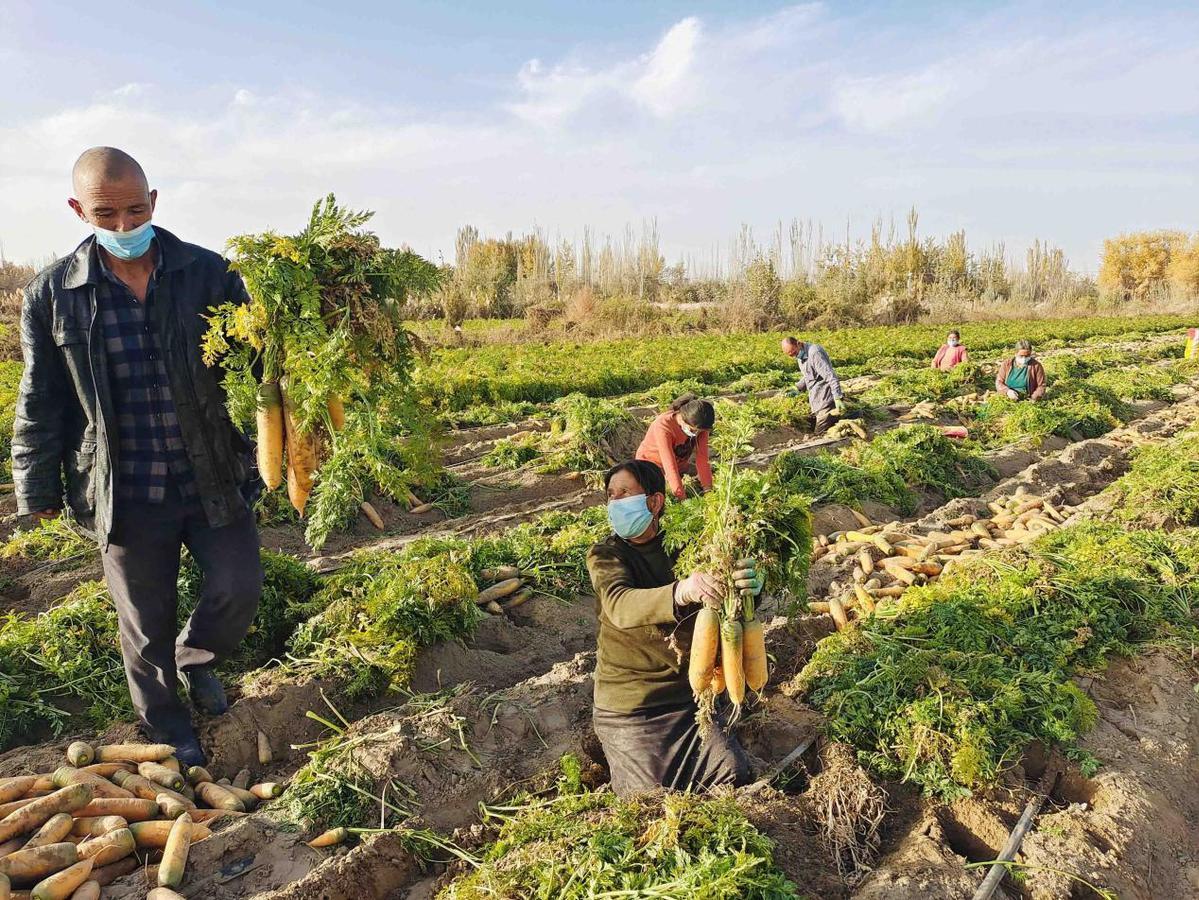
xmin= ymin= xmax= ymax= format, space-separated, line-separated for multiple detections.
xmin=744 ymin=732 xmax=818 ymax=795
xmin=971 ymin=768 xmax=1062 ymax=900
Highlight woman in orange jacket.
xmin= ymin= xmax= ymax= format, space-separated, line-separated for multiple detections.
xmin=635 ymin=394 xmax=715 ymax=500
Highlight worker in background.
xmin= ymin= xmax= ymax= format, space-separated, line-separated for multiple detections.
xmin=781 ymin=336 xmax=844 ymax=435
xmin=587 ymin=459 xmax=760 ymax=796
xmin=635 ymin=393 xmax=714 ymax=501
xmin=932 ymin=329 xmax=970 ymax=371
xmin=12 ymin=147 xmax=263 ymax=767
xmin=996 ymin=339 xmax=1046 ymax=402
xmin=1185 ymin=327 xmax=1198 ymax=360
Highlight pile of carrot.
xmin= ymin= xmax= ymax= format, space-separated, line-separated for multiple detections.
xmin=0 ymin=741 xmax=287 ymax=898
xmin=809 ymin=491 xmax=1070 ymax=628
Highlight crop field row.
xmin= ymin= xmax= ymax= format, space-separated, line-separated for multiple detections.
xmin=0 ymin=322 xmax=1196 ymax=898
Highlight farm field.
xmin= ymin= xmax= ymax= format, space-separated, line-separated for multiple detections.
xmin=1 ymin=314 xmax=1198 ymax=899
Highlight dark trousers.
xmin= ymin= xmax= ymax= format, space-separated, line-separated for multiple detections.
xmin=812 ymin=405 xmax=835 ymax=435
xmin=593 ymin=701 xmax=751 ymax=797
xmin=100 ymin=484 xmax=262 ymax=734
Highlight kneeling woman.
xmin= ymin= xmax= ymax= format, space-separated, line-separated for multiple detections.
xmin=636 ymin=394 xmax=715 ymax=501
xmin=587 ymin=459 xmax=759 ymax=796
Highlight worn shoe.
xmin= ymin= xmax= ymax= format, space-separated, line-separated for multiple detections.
xmin=181 ymin=666 xmax=229 ymax=716
xmin=144 ymin=722 xmax=207 ymax=769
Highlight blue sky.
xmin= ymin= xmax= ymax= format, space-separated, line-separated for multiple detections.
xmin=1 ymin=1 xmax=1196 ymax=273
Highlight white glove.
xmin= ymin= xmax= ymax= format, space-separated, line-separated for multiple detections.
xmin=1006 ymin=389 xmax=1019 ymax=401
xmin=674 ymin=572 xmax=723 ymax=610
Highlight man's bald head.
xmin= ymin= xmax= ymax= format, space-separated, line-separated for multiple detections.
xmin=68 ymin=147 xmax=156 ymax=237
xmin=72 ymin=147 xmax=147 ymax=194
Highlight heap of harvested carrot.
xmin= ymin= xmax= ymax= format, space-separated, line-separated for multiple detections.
xmin=474 ymin=567 xmax=534 ymax=616
xmin=0 ymin=741 xmax=287 ymax=896
xmin=809 ymin=490 xmax=1070 ymax=628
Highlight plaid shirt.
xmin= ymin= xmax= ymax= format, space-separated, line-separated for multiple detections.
xmin=97 ymin=246 xmax=198 ymax=503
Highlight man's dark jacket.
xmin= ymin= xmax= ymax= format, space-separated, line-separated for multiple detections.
xmin=13 ymin=228 xmax=255 ymax=546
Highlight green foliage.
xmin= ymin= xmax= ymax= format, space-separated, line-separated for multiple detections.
xmin=796 ymin=524 xmax=1199 ymax=799
xmin=1105 ymin=428 xmax=1199 ymax=527
xmin=0 ymin=359 xmax=21 ymax=481
xmin=418 ymin=315 xmax=1192 ymax=414
xmin=0 ymin=551 xmax=320 ymax=748
xmin=439 ymin=767 xmax=799 ymax=899
xmin=287 ymin=550 xmax=482 ymax=700
xmin=860 ymin=362 xmax=991 ymax=406
xmin=969 ymin=381 xmax=1128 ymax=446
xmin=538 ymin=394 xmax=640 ymax=474
xmin=844 ymin=425 xmax=994 ymax=500
xmin=481 ymin=434 xmax=542 ymax=470
xmin=769 ymin=450 xmax=913 ymax=513
xmin=1 ymin=516 xmax=93 ymax=562
xmin=0 ymin=581 xmax=129 ymax=745
xmin=664 ymin=411 xmax=812 ymax=607
xmin=1085 ymin=364 xmax=1184 ymax=402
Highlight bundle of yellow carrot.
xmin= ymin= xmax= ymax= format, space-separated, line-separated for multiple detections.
xmin=204 ymin=196 xmax=442 ymax=545
xmin=0 ymin=740 xmax=286 ymax=896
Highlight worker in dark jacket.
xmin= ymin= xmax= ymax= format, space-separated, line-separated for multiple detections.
xmin=13 ymin=147 xmax=262 ymax=766
xmin=781 ymin=336 xmax=844 ymax=434
xmin=586 ymin=459 xmax=761 ymax=796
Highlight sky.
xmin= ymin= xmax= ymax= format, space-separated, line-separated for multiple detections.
xmin=1 ymin=0 xmax=1196 ymax=273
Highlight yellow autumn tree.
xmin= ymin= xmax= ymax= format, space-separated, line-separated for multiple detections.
xmin=1166 ymin=234 xmax=1199 ymax=298
xmin=1098 ymin=230 xmax=1188 ymax=300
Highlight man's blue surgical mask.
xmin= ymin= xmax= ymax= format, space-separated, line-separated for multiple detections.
xmin=608 ymin=494 xmax=654 ymax=540
xmin=798 ymin=346 xmax=809 ymax=363
xmin=93 ymin=220 xmax=155 ymax=261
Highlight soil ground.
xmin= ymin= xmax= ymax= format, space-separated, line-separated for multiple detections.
xmin=1 ymin=335 xmax=1197 ymax=898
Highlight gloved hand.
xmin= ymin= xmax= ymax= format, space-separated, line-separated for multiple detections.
xmin=732 ymin=558 xmax=764 ymax=597
xmin=833 ymin=398 xmax=846 ymax=416
xmin=674 ymin=572 xmax=723 ymax=610
xmin=1006 ymin=388 xmax=1019 ymax=401
xmin=783 ymin=387 xmax=800 ymax=399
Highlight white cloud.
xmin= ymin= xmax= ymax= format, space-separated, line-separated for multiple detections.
xmin=509 ymin=16 xmax=703 ymax=126
xmin=831 ymin=65 xmax=960 ymax=133
xmin=1 ymin=4 xmax=1197 ymax=272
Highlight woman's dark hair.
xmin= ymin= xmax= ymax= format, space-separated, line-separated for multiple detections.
xmin=669 ymin=393 xmax=715 ymax=431
xmin=947 ymin=329 xmax=960 ymax=339
xmin=604 ymin=459 xmax=666 ymax=496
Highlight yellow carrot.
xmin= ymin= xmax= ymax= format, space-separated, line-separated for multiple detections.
xmin=0 ymin=786 xmax=93 ymax=844
xmin=0 ymin=782 xmax=34 ymax=808
xmin=0 ymin=843 xmax=78 ymax=882
xmin=157 ymin=814 xmax=191 ymax=889
xmin=327 ymin=394 xmax=346 ymax=431
xmin=94 ymin=745 xmax=174 ymax=764
xmin=29 ymin=857 xmax=91 ymax=900
xmin=281 ymin=380 xmax=318 ymax=516
xmin=257 ymin=382 xmax=284 ymax=491
xmin=64 ymin=745 xmax=92 ymax=770
xmin=76 ymin=828 xmax=134 ymax=867
xmin=22 ymin=816 xmax=73 ymax=851
xmin=742 ymin=618 xmax=768 ymax=692
xmin=306 ymin=827 xmax=347 ymax=849
xmin=687 ymin=607 xmax=720 ymax=696
xmin=721 ymin=619 xmax=746 ymax=706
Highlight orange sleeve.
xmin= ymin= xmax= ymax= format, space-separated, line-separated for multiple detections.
xmin=651 ymin=417 xmax=685 ymax=499
xmin=932 ymin=346 xmax=946 ymax=369
xmin=961 ymin=348 xmax=970 ymax=363
xmin=694 ymin=431 xmax=713 ymax=490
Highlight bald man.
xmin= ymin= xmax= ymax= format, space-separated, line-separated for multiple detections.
xmin=13 ymin=147 xmax=263 ymax=765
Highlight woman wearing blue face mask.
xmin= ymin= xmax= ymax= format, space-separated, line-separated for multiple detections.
xmin=996 ymin=339 xmax=1046 ymax=401
xmin=586 ymin=459 xmax=759 ymax=796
